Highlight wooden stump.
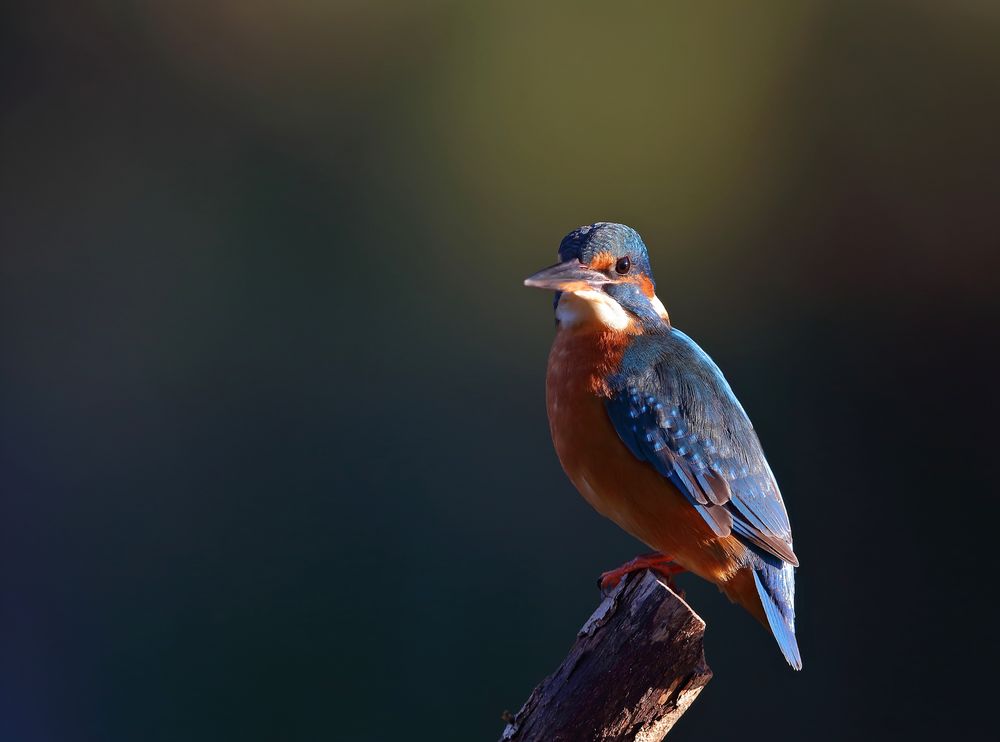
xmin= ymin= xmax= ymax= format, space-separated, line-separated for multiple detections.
xmin=499 ymin=570 xmax=713 ymax=742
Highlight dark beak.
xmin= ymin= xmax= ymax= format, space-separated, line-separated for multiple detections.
xmin=523 ymin=259 xmax=611 ymax=291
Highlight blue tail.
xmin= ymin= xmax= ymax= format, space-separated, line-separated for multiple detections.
xmin=752 ymin=561 xmax=802 ymax=670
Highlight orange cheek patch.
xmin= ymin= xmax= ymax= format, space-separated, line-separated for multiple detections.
xmin=636 ymin=274 xmax=655 ymax=297
xmin=589 ymin=251 xmax=615 ymax=272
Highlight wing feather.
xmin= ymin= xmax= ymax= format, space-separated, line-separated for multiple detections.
xmin=605 ymin=329 xmax=798 ymax=567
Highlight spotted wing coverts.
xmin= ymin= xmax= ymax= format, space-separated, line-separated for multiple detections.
xmin=605 ymin=329 xmax=798 ymax=566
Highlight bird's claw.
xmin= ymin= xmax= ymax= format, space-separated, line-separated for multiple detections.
xmin=598 ymin=552 xmax=686 ymax=597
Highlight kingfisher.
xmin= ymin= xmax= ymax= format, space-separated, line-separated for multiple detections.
xmin=525 ymin=222 xmax=801 ymax=669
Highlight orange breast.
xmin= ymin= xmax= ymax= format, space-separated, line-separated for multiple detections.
xmin=545 ymin=325 xmax=746 ymax=584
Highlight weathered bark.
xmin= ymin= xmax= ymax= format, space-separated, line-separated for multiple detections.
xmin=499 ymin=570 xmax=712 ymax=742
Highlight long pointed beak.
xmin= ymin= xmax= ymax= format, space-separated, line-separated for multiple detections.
xmin=523 ymin=259 xmax=612 ymax=291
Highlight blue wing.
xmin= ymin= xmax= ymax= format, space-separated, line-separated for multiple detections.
xmin=605 ymin=328 xmax=798 ymax=567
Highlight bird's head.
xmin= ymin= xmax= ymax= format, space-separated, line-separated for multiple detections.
xmin=525 ymin=223 xmax=669 ymax=330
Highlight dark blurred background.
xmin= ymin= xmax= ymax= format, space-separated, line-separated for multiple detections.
xmin=3 ymin=2 xmax=999 ymax=740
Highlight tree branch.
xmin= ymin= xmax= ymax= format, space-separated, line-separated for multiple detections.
xmin=499 ymin=570 xmax=712 ymax=742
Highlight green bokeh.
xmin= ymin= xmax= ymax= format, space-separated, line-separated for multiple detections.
xmin=3 ymin=2 xmax=998 ymax=740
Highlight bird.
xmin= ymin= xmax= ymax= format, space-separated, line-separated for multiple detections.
xmin=524 ymin=222 xmax=801 ymax=669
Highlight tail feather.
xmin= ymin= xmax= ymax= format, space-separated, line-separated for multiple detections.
xmin=752 ymin=561 xmax=802 ymax=670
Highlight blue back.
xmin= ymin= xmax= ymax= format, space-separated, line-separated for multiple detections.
xmin=604 ymin=327 xmax=801 ymax=668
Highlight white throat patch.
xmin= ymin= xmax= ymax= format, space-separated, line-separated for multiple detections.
xmin=649 ymin=294 xmax=670 ymax=321
xmin=555 ymin=290 xmax=670 ymax=329
xmin=555 ymin=290 xmax=631 ymax=330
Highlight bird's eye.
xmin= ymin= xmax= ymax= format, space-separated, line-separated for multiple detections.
xmin=615 ymin=256 xmax=631 ymax=275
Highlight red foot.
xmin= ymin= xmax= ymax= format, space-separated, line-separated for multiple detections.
xmin=598 ymin=552 xmax=686 ymax=595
